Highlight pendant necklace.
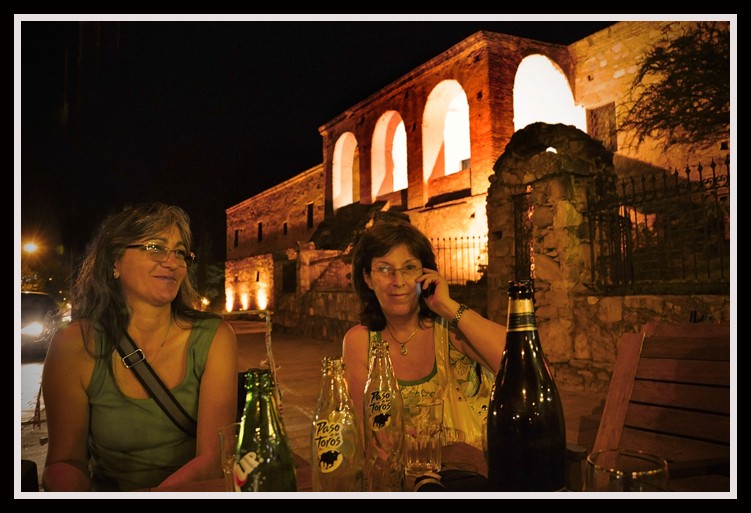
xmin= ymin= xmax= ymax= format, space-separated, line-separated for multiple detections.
xmin=148 ymin=320 xmax=171 ymax=362
xmin=386 ymin=324 xmax=420 ymax=356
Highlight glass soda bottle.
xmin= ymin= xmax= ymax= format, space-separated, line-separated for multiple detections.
xmin=311 ymin=356 xmax=364 ymax=492
xmin=234 ymin=367 xmax=297 ymax=492
xmin=486 ymin=280 xmax=566 ymax=491
xmin=362 ymin=337 xmax=405 ymax=492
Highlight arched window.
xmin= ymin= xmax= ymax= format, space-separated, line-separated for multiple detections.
xmin=332 ymin=132 xmax=358 ymax=211
xmin=513 ymin=54 xmax=586 ymax=131
xmin=422 ymin=80 xmax=471 ymax=183
xmin=371 ymin=110 xmax=407 ymax=200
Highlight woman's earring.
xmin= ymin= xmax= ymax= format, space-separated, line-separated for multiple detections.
xmin=113 ymin=269 xmax=120 ymax=279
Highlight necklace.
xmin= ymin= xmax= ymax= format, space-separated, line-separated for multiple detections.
xmin=148 ymin=320 xmax=171 ymax=362
xmin=386 ymin=324 xmax=420 ymax=356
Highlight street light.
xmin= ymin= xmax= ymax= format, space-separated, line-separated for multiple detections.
xmin=21 ymin=240 xmax=43 ymax=290
xmin=23 ymin=241 xmax=40 ymax=255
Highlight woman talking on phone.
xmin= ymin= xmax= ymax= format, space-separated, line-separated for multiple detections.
xmin=342 ymin=215 xmax=506 ymax=449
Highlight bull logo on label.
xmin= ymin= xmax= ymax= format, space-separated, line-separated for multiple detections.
xmin=314 ymin=419 xmax=344 ymax=473
xmin=367 ymin=390 xmax=392 ymax=431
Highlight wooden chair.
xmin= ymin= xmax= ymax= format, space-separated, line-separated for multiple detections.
xmin=588 ymin=322 xmax=731 ymax=492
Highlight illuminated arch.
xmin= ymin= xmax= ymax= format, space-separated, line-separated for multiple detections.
xmin=422 ymin=80 xmax=471 ymax=183
xmin=513 ymin=54 xmax=586 ymax=132
xmin=371 ymin=110 xmax=407 ymax=199
xmin=332 ymin=132 xmax=358 ymax=211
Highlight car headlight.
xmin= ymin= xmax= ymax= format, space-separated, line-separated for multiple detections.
xmin=21 ymin=321 xmax=45 ymax=338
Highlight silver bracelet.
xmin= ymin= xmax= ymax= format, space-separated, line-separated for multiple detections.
xmin=450 ymin=304 xmax=469 ymax=331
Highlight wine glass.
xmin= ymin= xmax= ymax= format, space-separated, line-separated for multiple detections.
xmin=585 ymin=449 xmax=669 ymax=492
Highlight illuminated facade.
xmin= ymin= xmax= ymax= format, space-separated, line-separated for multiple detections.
xmin=226 ymin=21 xmax=728 ymax=328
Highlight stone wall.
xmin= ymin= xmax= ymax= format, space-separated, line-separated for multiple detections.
xmin=274 ymin=290 xmax=359 ymax=346
xmin=555 ymin=294 xmax=730 ymax=392
xmin=226 ymin=164 xmax=325 ymax=262
xmin=225 ymin=253 xmax=275 ymax=311
xmin=571 ymin=20 xmax=728 ymax=169
xmin=486 ymin=123 xmax=730 ymax=392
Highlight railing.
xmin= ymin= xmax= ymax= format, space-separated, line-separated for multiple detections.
xmin=586 ymin=156 xmax=730 ymax=295
xmin=430 ymin=235 xmax=488 ymax=285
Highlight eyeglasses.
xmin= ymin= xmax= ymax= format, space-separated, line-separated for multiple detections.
xmin=126 ymin=243 xmax=195 ymax=268
xmin=370 ymin=263 xmax=423 ymax=280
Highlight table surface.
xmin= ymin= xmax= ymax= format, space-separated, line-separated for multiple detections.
xmin=146 ymin=442 xmax=486 ymax=493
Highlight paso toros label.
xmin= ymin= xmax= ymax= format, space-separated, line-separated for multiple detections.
xmin=366 ymin=390 xmax=393 ymax=431
xmin=313 ymin=418 xmax=344 ymax=473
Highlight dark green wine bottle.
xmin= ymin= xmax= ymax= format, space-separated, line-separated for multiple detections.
xmin=234 ymin=368 xmax=297 ymax=492
xmin=486 ymin=280 xmax=566 ymax=492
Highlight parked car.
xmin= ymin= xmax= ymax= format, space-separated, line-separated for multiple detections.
xmin=21 ymin=291 xmax=60 ymax=357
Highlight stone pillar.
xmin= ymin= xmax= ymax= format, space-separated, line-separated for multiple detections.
xmin=486 ymin=123 xmax=615 ymax=363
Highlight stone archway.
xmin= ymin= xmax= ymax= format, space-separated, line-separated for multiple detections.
xmin=493 ymin=122 xmax=614 ymax=181
xmin=485 ymin=122 xmax=616 ymax=372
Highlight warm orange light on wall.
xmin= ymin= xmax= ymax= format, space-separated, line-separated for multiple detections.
xmin=256 ymin=286 xmax=268 ymax=310
xmin=225 ymin=287 xmax=235 ymax=312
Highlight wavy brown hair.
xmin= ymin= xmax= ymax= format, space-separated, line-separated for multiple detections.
xmin=351 ymin=218 xmax=438 ymax=331
xmin=71 ymin=202 xmax=217 ymax=360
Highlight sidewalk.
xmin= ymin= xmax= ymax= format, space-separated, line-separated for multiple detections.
xmin=19 ymin=321 xmax=605 ymax=491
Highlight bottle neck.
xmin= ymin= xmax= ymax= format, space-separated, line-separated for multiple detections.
xmin=506 ymin=297 xmax=537 ymax=332
xmin=332 ymin=368 xmax=349 ymax=397
xmin=319 ymin=358 xmax=353 ymax=405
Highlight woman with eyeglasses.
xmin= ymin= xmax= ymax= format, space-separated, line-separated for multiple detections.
xmin=342 ymin=215 xmax=506 ymax=451
xmin=41 ymin=203 xmax=237 ymax=492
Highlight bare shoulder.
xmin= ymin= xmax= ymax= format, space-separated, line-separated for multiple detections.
xmin=215 ymin=318 xmax=237 ymax=340
xmin=44 ymin=320 xmax=96 ymax=387
xmin=203 ymin=317 xmax=237 ymax=359
xmin=342 ymin=324 xmax=369 ymax=364
xmin=48 ymin=320 xmax=93 ymax=357
xmin=343 ymin=324 xmax=369 ymax=348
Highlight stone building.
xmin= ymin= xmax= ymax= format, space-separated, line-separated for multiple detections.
xmin=225 ymin=20 xmax=730 ymax=391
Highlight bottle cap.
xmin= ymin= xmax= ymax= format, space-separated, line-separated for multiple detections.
xmin=508 ymin=280 xmax=535 ymax=299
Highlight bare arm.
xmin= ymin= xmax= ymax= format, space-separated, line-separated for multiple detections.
xmin=42 ymin=322 xmax=95 ymax=492
xmin=158 ymin=319 xmax=238 ymax=488
xmin=418 ymin=269 xmax=506 ymax=374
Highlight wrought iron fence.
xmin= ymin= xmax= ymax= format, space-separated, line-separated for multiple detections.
xmin=430 ymin=235 xmax=488 ymax=285
xmin=586 ymin=156 xmax=730 ymax=295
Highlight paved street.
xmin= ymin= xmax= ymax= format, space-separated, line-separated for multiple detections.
xmin=19 ymin=320 xmax=604 ymax=492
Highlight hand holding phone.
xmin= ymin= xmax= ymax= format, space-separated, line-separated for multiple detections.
xmin=421 ymin=282 xmax=436 ymax=298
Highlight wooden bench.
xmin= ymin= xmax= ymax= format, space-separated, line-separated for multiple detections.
xmin=591 ymin=322 xmax=731 ymax=492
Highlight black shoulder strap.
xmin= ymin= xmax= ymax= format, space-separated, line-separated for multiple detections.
xmin=117 ymin=331 xmax=197 ymax=436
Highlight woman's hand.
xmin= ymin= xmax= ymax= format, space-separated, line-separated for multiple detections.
xmin=417 ymin=268 xmax=457 ymax=320
xmin=418 ymin=268 xmax=506 ymax=374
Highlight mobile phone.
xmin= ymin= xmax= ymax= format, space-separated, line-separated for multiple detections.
xmin=421 ymin=282 xmax=436 ymax=298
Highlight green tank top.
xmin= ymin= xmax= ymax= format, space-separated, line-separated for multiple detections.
xmin=87 ymin=316 xmax=221 ymax=491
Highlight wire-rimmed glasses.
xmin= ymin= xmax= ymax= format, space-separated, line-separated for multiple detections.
xmin=370 ymin=263 xmax=423 ymax=281
xmin=125 ymin=243 xmax=195 ymax=268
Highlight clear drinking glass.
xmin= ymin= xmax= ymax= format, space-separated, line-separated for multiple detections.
xmin=218 ymin=422 xmax=242 ymax=492
xmin=585 ymin=449 xmax=669 ymax=492
xmin=403 ymin=398 xmax=444 ymax=476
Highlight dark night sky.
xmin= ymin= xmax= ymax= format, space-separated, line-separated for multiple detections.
xmin=17 ymin=15 xmax=623 ymax=263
